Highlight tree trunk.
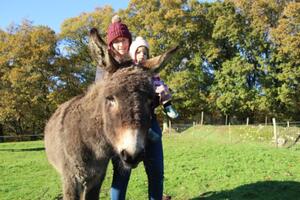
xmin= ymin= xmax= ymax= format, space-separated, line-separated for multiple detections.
xmin=0 ymin=124 xmax=4 ymax=142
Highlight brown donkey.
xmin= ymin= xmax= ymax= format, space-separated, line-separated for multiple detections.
xmin=44 ymin=28 xmax=178 ymax=200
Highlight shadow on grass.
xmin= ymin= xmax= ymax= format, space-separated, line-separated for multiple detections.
xmin=53 ymin=194 xmax=63 ymax=200
xmin=190 ymin=181 xmax=300 ymax=200
xmin=0 ymin=147 xmax=45 ymax=152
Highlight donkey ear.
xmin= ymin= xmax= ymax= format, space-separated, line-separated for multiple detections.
xmin=142 ymin=46 xmax=179 ymax=72
xmin=88 ymin=28 xmax=119 ymax=73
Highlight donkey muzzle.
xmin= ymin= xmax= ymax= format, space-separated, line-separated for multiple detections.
xmin=120 ymin=149 xmax=145 ymax=168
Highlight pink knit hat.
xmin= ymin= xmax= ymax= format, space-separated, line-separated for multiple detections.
xmin=129 ymin=36 xmax=150 ymax=60
xmin=107 ymin=15 xmax=132 ymax=48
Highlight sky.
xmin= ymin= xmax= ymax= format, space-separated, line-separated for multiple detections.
xmin=0 ymin=0 xmax=130 ymax=33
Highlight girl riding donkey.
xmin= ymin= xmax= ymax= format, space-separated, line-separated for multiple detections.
xmin=130 ymin=36 xmax=179 ymax=119
xmin=95 ymin=15 xmax=175 ymax=200
xmin=129 ymin=36 xmax=179 ymax=141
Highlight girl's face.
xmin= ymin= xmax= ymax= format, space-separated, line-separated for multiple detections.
xmin=112 ymin=37 xmax=130 ymax=56
xmin=136 ymin=46 xmax=148 ymax=63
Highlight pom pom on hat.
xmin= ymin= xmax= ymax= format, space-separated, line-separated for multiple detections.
xmin=129 ymin=36 xmax=150 ymax=60
xmin=111 ymin=15 xmax=121 ymax=23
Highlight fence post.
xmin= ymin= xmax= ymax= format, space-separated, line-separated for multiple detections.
xmin=265 ymin=116 xmax=268 ymax=126
xmin=168 ymin=119 xmax=172 ymax=134
xmin=193 ymin=121 xmax=196 ymax=135
xmin=272 ymin=118 xmax=278 ymax=148
xmin=246 ymin=117 xmax=249 ymax=126
xmin=163 ymin=120 xmax=168 ymax=133
xmin=0 ymin=124 xmax=3 ymax=143
xmin=200 ymin=111 xmax=204 ymax=125
xmin=229 ymin=122 xmax=232 ymax=143
xmin=225 ymin=115 xmax=228 ymax=125
xmin=287 ymin=121 xmax=289 ymax=128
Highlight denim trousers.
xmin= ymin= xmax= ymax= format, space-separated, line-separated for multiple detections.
xmin=110 ymin=118 xmax=164 ymax=200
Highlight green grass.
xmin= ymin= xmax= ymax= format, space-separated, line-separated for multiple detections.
xmin=0 ymin=126 xmax=300 ymax=200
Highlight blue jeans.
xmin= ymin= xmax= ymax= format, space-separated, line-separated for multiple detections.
xmin=111 ymin=118 xmax=164 ymax=200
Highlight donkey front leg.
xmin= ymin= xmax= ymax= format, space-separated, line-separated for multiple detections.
xmin=84 ymin=184 xmax=101 ymax=200
xmin=83 ymin=173 xmax=106 ymax=200
xmin=62 ymin=176 xmax=82 ymax=200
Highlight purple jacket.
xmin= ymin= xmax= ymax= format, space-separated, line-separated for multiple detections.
xmin=152 ymin=74 xmax=172 ymax=107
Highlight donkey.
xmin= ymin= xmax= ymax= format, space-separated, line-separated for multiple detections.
xmin=44 ymin=28 xmax=178 ymax=200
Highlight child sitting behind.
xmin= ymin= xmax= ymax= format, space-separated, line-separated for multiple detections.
xmin=129 ymin=36 xmax=179 ymax=119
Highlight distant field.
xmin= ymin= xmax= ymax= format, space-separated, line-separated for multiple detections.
xmin=0 ymin=125 xmax=299 ymax=200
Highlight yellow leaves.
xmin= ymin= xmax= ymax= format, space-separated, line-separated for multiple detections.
xmin=60 ymin=5 xmax=114 ymax=39
xmin=0 ymin=90 xmax=20 ymax=121
xmin=282 ymin=2 xmax=300 ymax=19
xmin=164 ymin=8 xmax=185 ymax=19
xmin=0 ymin=24 xmax=57 ymax=70
xmin=61 ymin=14 xmax=89 ymax=35
xmin=8 ymin=68 xmax=24 ymax=85
xmin=0 ymin=22 xmax=59 ymax=133
xmin=161 ymin=0 xmax=184 ymax=7
xmin=270 ymin=2 xmax=300 ymax=60
xmin=227 ymin=0 xmax=287 ymax=34
xmin=206 ymin=46 xmax=221 ymax=63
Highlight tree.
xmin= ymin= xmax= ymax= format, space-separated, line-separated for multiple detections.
xmin=0 ymin=21 xmax=58 ymax=135
xmin=47 ymin=6 xmax=116 ymax=110
xmin=43 ymin=1 xmax=300 ymax=123
xmin=211 ymin=57 xmax=261 ymax=122
xmin=0 ymin=124 xmax=3 ymax=142
xmin=270 ymin=2 xmax=300 ymax=120
xmin=227 ymin=0 xmax=300 ymax=120
xmin=58 ymin=6 xmax=115 ymax=86
xmin=121 ymin=0 xmax=216 ymax=120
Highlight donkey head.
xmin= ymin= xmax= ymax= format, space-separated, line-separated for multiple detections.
xmin=89 ymin=28 xmax=178 ymax=168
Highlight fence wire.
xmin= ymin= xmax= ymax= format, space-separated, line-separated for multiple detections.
xmin=163 ymin=121 xmax=300 ymax=148
xmin=1 ymin=121 xmax=300 ymax=148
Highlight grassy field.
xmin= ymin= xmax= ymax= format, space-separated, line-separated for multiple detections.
xmin=0 ymin=125 xmax=300 ymax=200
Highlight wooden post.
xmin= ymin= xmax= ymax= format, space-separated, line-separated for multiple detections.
xmin=168 ymin=120 xmax=171 ymax=134
xmin=193 ymin=121 xmax=196 ymax=135
xmin=229 ymin=123 xmax=232 ymax=143
xmin=200 ymin=111 xmax=204 ymax=125
xmin=287 ymin=121 xmax=289 ymax=128
xmin=225 ymin=115 xmax=228 ymax=125
xmin=163 ymin=121 xmax=168 ymax=133
xmin=246 ymin=117 xmax=249 ymax=126
xmin=272 ymin=118 xmax=278 ymax=148
xmin=265 ymin=116 xmax=268 ymax=126
xmin=0 ymin=124 xmax=3 ymax=143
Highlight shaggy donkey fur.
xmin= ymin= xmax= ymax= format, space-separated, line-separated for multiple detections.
xmin=44 ymin=28 xmax=178 ymax=200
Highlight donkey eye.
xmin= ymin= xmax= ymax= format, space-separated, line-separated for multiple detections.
xmin=106 ymin=95 xmax=117 ymax=108
xmin=106 ymin=95 xmax=115 ymax=102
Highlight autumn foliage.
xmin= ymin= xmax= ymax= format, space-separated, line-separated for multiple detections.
xmin=0 ymin=1 xmax=299 ymax=136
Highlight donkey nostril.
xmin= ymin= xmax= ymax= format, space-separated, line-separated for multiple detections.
xmin=120 ymin=150 xmax=129 ymax=162
xmin=120 ymin=149 xmax=145 ymax=167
